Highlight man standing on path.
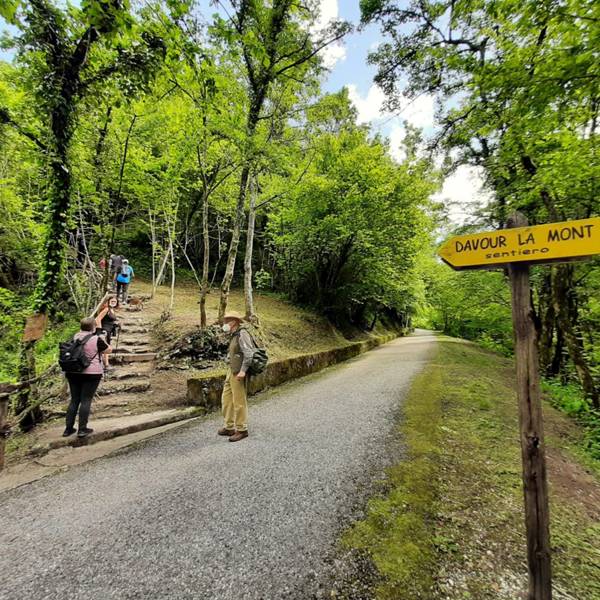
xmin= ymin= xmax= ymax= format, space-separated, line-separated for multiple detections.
xmin=218 ymin=311 xmax=254 ymax=442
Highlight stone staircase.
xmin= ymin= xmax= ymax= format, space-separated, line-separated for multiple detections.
xmin=94 ymin=314 xmax=156 ymax=416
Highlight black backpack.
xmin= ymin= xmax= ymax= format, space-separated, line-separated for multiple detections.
xmin=58 ymin=333 xmax=96 ymax=373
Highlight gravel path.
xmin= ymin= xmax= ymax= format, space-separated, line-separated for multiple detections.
xmin=1 ymin=330 xmax=436 ymax=600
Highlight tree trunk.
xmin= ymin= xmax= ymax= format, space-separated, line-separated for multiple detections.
xmin=218 ymin=164 xmax=250 ymax=321
xmin=148 ymin=209 xmax=157 ymax=297
xmin=13 ymin=342 xmax=41 ymax=432
xmin=244 ymin=175 xmax=258 ymax=322
xmin=153 ymin=250 xmax=170 ymax=296
xmin=550 ymin=327 xmax=564 ymax=377
xmin=169 ymin=229 xmax=176 ymax=311
xmin=34 ymin=142 xmax=71 ymax=313
xmin=218 ymin=91 xmax=264 ymax=321
xmin=538 ymin=272 xmax=555 ymax=376
xmin=553 ymin=264 xmax=599 ymax=408
xmin=199 ymin=188 xmax=210 ymax=329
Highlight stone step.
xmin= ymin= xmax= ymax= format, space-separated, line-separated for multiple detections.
xmin=108 ymin=365 xmax=153 ymax=380
xmin=121 ymin=327 xmax=149 ymax=335
xmin=119 ymin=338 xmax=151 ymax=346
xmin=94 ymin=397 xmax=131 ymax=409
xmin=98 ymin=378 xmax=151 ymax=396
xmin=112 ymin=353 xmax=156 ymax=364
xmin=114 ymin=346 xmax=153 ymax=355
xmin=121 ymin=317 xmax=149 ymax=325
xmin=94 ymin=392 xmax=152 ymax=408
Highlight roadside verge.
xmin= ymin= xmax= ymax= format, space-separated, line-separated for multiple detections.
xmin=336 ymin=336 xmax=600 ymax=600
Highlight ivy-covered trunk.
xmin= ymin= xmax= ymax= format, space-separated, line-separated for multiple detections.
xmin=553 ymin=264 xmax=599 ymax=409
xmin=35 ymin=140 xmax=72 ymax=313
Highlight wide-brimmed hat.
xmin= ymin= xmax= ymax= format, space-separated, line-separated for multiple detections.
xmin=223 ymin=311 xmax=244 ymax=322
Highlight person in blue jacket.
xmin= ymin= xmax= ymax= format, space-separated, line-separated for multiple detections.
xmin=115 ymin=258 xmax=134 ymax=304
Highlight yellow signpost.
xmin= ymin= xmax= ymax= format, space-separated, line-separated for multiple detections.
xmin=438 ymin=214 xmax=600 ymax=600
xmin=439 ymin=217 xmax=600 ymax=270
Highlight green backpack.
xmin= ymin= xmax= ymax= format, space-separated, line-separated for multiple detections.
xmin=246 ymin=331 xmax=269 ymax=375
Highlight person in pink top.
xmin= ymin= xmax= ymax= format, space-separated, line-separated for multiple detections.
xmin=63 ymin=310 xmax=112 ymax=438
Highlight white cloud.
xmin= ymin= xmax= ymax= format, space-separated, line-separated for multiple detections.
xmin=322 ymin=43 xmax=347 ymax=69
xmin=312 ymin=0 xmax=347 ymax=69
xmin=346 ymin=83 xmax=435 ymax=130
xmin=431 ymin=165 xmax=492 ymax=225
xmin=388 ymin=125 xmax=407 ymax=163
xmin=315 ymin=0 xmax=339 ymax=29
xmin=346 ymin=84 xmax=387 ymax=124
xmin=400 ymin=95 xmax=435 ymax=129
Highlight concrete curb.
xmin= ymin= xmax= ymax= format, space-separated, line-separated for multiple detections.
xmin=187 ymin=331 xmax=403 ymax=410
xmin=30 ymin=407 xmax=205 ymax=457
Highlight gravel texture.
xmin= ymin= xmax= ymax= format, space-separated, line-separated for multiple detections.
xmin=0 ymin=331 xmax=436 ymax=600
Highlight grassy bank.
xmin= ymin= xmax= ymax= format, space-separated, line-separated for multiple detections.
xmin=342 ymin=337 xmax=600 ymax=600
xmin=140 ymin=281 xmax=400 ymax=361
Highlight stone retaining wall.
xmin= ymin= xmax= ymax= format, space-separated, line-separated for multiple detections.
xmin=186 ymin=331 xmax=402 ymax=410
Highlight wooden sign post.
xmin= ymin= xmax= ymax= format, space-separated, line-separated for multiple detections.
xmin=507 ymin=214 xmax=552 ymax=599
xmin=439 ymin=214 xmax=600 ymax=600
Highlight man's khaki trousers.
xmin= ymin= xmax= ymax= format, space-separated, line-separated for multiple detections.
xmin=221 ymin=369 xmax=248 ymax=432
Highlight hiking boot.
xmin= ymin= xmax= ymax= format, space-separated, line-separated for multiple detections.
xmin=229 ymin=431 xmax=248 ymax=442
xmin=218 ymin=427 xmax=236 ymax=436
xmin=77 ymin=428 xmax=94 ymax=438
xmin=62 ymin=428 xmax=76 ymax=437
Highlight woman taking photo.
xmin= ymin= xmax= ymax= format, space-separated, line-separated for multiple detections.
xmin=63 ymin=309 xmax=112 ymax=438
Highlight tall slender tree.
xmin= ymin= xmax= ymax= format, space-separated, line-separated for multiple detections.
xmin=213 ymin=0 xmax=350 ymax=321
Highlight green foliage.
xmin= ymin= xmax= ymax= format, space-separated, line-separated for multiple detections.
xmin=417 ymin=256 xmax=513 ymax=354
xmin=543 ymin=379 xmax=600 ymax=460
xmin=0 ymin=287 xmax=25 ymax=338
xmin=0 ymin=0 xmax=20 ymax=23
xmin=267 ymin=94 xmax=436 ymax=324
xmin=254 ymin=268 xmax=272 ymax=291
xmin=363 ymin=0 xmax=599 ymax=224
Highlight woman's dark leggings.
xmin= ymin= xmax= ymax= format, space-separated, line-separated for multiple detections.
xmin=65 ymin=375 xmax=101 ymax=431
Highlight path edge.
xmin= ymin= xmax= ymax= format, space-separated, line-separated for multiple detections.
xmin=187 ymin=331 xmax=405 ymax=410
